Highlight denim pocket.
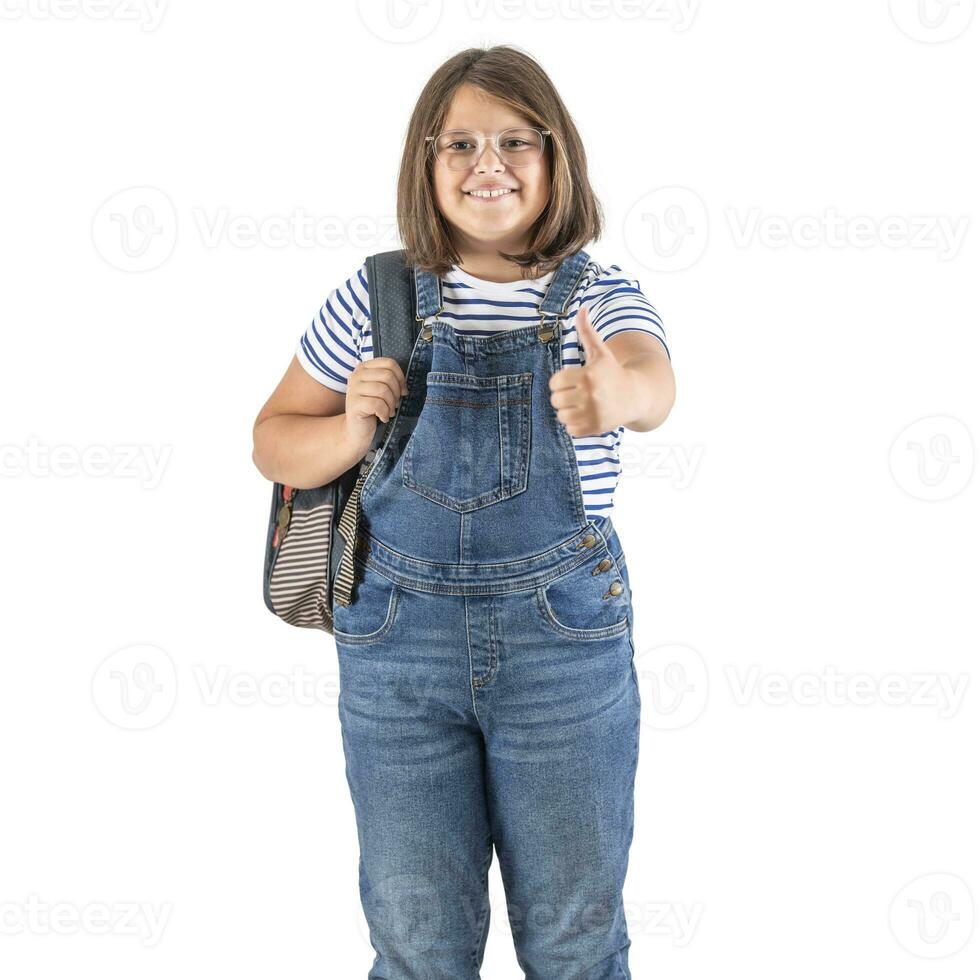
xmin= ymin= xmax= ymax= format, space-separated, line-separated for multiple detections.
xmin=535 ymin=553 xmax=631 ymax=640
xmin=402 ymin=371 xmax=532 ymax=513
xmin=332 ymin=561 xmax=400 ymax=645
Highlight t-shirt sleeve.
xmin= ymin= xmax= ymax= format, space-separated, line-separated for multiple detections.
xmin=586 ymin=264 xmax=670 ymax=360
xmin=295 ymin=261 xmax=372 ymax=393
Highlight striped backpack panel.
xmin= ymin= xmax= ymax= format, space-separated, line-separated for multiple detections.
xmin=260 ymin=249 xmax=419 ymax=632
xmin=264 ymin=483 xmax=336 ymax=632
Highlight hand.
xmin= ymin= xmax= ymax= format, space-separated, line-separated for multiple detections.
xmin=344 ymin=357 xmax=409 ymax=447
xmin=548 ymin=306 xmax=635 ymax=437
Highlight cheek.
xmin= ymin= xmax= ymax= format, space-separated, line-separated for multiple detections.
xmin=432 ymin=173 xmax=457 ymax=214
xmin=524 ymin=164 xmax=550 ymax=203
xmin=525 ymin=173 xmax=551 ymax=212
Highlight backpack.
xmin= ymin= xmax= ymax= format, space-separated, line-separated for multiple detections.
xmin=262 ymin=249 xmax=419 ymax=632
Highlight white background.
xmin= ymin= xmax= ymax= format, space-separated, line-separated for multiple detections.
xmin=1 ymin=1 xmax=978 ymax=977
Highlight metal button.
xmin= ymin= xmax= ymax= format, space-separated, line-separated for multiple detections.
xmin=538 ymin=325 xmax=556 ymax=342
xmin=606 ymin=580 xmax=624 ymax=597
xmin=576 ymin=533 xmax=596 ymax=550
xmin=421 ymin=325 xmax=433 ymax=341
xmin=277 ymin=502 xmax=292 ymax=531
xmin=592 ymin=558 xmax=612 ymax=574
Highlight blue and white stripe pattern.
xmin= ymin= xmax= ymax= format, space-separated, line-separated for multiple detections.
xmin=296 ymin=259 xmax=669 ymax=518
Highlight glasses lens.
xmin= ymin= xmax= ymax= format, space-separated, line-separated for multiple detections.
xmin=434 ymin=128 xmax=545 ymax=170
xmin=498 ymin=128 xmax=544 ymax=166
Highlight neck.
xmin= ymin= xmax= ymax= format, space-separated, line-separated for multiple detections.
xmin=454 ymin=236 xmax=539 ymax=283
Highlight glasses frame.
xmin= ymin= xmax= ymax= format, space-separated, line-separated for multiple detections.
xmin=425 ymin=127 xmax=551 ymax=170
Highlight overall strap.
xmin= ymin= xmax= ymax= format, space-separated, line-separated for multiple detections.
xmin=538 ymin=249 xmax=591 ymax=318
xmin=412 ymin=249 xmax=592 ymax=340
xmin=333 ymin=248 xmax=419 ymax=608
xmin=414 ymin=263 xmax=444 ymax=320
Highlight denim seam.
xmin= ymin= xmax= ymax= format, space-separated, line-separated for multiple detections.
xmin=471 ymin=599 xmax=499 ymax=689
xmin=486 ymin=596 xmax=499 ymax=684
xmin=464 ymin=597 xmax=482 ymax=715
xmin=361 ymin=549 xmax=607 ymax=597
xmin=357 ymin=522 xmax=612 ymax=595
xmin=364 ymin=521 xmax=606 ymax=571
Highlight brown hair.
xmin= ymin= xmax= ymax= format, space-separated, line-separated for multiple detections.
xmin=397 ymin=44 xmax=604 ymax=278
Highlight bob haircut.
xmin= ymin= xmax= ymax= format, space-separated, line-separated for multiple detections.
xmin=397 ymin=44 xmax=604 ymax=278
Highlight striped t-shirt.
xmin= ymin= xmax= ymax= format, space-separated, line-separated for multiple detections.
xmin=296 ymin=259 xmax=669 ymax=519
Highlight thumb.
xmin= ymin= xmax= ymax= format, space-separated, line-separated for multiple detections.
xmin=576 ymin=305 xmax=607 ymax=364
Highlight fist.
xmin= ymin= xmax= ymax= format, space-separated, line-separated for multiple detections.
xmin=344 ymin=356 xmax=409 ymax=447
xmin=548 ymin=306 xmax=633 ymax=437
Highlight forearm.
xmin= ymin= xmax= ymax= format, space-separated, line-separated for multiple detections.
xmin=620 ymin=351 xmax=676 ymax=432
xmin=252 ymin=413 xmax=366 ymax=489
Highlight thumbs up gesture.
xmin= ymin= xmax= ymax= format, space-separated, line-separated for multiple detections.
xmin=548 ymin=305 xmax=635 ymax=437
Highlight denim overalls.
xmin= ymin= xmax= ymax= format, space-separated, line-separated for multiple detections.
xmin=332 ymin=249 xmax=641 ymax=979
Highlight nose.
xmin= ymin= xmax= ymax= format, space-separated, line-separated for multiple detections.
xmin=473 ymin=139 xmax=506 ymax=173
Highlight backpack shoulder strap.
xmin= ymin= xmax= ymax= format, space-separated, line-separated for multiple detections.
xmin=331 ymin=249 xmax=419 ymax=607
xmin=365 ymin=248 xmax=419 ymax=370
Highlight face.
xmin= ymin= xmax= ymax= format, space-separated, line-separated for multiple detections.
xmin=431 ymin=84 xmax=551 ymax=261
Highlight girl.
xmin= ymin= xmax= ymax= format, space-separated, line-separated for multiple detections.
xmin=253 ymin=45 xmax=675 ymax=980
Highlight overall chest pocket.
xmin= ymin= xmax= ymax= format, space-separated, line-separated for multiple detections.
xmin=402 ymin=370 xmax=533 ymax=513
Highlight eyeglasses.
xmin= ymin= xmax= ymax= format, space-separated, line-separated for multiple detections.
xmin=425 ymin=127 xmax=550 ymax=171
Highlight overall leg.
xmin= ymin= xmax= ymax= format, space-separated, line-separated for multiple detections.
xmin=336 ymin=581 xmax=494 ymax=979
xmin=478 ymin=587 xmax=641 ymax=980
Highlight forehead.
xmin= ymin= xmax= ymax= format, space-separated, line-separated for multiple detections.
xmin=441 ymin=85 xmax=531 ymax=132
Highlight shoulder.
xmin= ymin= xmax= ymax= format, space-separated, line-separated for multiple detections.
xmin=572 ymin=258 xmax=669 ymax=356
xmin=576 ymin=259 xmax=655 ymax=303
xmin=325 ymin=261 xmax=372 ymax=327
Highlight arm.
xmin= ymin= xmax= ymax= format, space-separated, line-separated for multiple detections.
xmin=251 ymin=354 xmax=408 ymax=489
xmin=252 ymin=356 xmax=363 ymax=489
xmin=606 ymin=332 xmax=676 ymax=432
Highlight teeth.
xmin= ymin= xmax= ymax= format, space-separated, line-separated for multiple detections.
xmin=467 ymin=188 xmax=514 ymax=198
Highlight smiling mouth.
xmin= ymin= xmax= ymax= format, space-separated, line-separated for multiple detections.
xmin=464 ymin=188 xmax=518 ymax=201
